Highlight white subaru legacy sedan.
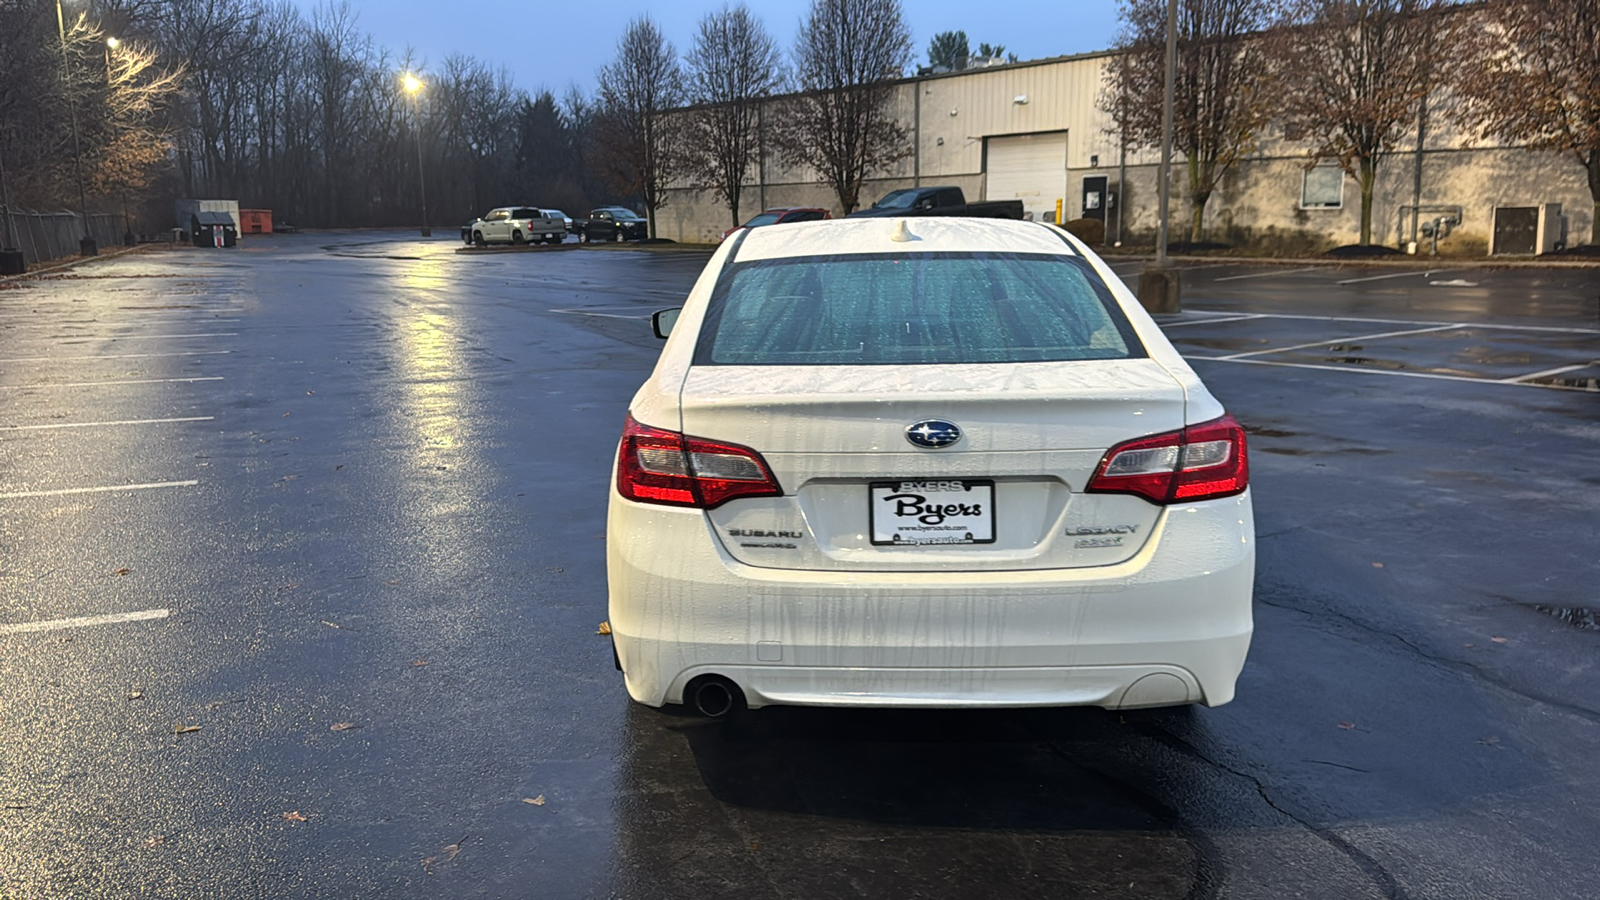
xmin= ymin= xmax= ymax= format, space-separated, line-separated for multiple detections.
xmin=607 ymin=217 xmax=1253 ymax=717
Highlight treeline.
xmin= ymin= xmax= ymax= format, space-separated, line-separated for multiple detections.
xmin=1 ymin=0 xmax=611 ymax=230
xmin=1 ymin=0 xmax=926 ymax=236
xmin=1107 ymin=0 xmax=1600 ymax=246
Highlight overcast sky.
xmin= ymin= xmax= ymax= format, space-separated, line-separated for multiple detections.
xmin=289 ymin=1 xmax=1124 ymax=96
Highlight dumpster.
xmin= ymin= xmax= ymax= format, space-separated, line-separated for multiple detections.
xmin=239 ymin=208 xmax=273 ymax=234
xmin=191 ymin=211 xmax=237 ymax=248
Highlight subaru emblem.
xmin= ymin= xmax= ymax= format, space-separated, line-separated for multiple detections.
xmin=906 ymin=419 xmax=962 ymax=449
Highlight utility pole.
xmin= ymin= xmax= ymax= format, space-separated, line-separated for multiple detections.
xmin=1137 ymin=0 xmax=1181 ymax=313
xmin=0 ymin=141 xmax=25 ymax=274
xmin=56 ymin=0 xmax=97 ymax=256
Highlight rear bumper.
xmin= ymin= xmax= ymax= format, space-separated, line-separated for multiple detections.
xmin=608 ymin=491 xmax=1253 ymax=710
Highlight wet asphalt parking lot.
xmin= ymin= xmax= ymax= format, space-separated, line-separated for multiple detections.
xmin=1 ymin=234 xmax=1597 ymax=899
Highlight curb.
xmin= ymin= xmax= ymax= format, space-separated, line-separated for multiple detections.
xmin=0 ymin=243 xmax=152 ymax=283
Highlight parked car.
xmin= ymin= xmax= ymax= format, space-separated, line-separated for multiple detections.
xmin=467 ymin=207 xmax=566 ymax=246
xmin=460 ymin=221 xmax=475 ymax=244
xmin=608 ymin=217 xmax=1254 ymax=717
xmin=721 ymin=207 xmax=831 ymax=240
xmin=847 ymin=185 xmax=1024 ymax=220
xmin=577 ymin=207 xmax=649 ymax=243
xmin=543 ymin=209 xmax=574 ymax=234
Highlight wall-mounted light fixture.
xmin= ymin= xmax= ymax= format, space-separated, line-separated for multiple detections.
xmin=1090 ymin=154 xmax=1099 ymax=168
xmin=1013 ymin=94 xmax=1029 ymax=105
xmin=936 ymin=137 xmax=945 ymax=146
xmin=949 ymin=108 xmax=958 ymax=117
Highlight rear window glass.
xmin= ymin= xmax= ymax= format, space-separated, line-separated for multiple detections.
xmin=512 ymin=208 xmax=540 ymax=219
xmin=693 ymin=252 xmax=1143 ymax=366
xmin=743 ymin=213 xmax=782 ymax=227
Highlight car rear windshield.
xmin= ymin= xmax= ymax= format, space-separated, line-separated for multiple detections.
xmin=511 ymin=208 xmax=540 ymax=219
xmin=693 ymin=252 xmax=1144 ymax=366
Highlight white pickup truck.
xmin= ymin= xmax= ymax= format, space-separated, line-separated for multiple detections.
xmin=467 ymin=207 xmax=566 ymax=246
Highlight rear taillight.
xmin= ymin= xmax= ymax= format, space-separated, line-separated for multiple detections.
xmin=1085 ymin=414 xmax=1249 ymax=505
xmin=616 ymin=414 xmax=783 ymax=509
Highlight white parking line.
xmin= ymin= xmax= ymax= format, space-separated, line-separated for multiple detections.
xmin=1335 ymin=269 xmax=1453 ymax=285
xmin=1183 ymin=308 xmax=1600 ymax=335
xmin=0 ymin=480 xmax=198 ymax=499
xmin=1212 ymin=266 xmax=1322 ymax=282
xmin=0 ymin=608 xmax=170 ymax=635
xmin=0 ymin=376 xmax=223 ymax=390
xmin=1 ymin=416 xmax=215 ymax=431
xmin=1188 ymin=356 xmax=1490 ymax=384
xmin=1159 ymin=314 xmax=1261 ymax=328
xmin=42 ymin=332 xmax=240 ymax=342
xmin=549 ymin=307 xmax=649 ymax=320
xmin=1218 ymin=324 xmax=1463 ymax=361
xmin=0 ymin=350 xmax=231 ymax=363
xmin=1502 ymin=362 xmax=1598 ymax=383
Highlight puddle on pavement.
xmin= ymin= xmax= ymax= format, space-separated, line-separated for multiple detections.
xmin=1323 ymin=355 xmax=1408 ymax=371
xmin=1531 ymin=605 xmax=1600 ymax=632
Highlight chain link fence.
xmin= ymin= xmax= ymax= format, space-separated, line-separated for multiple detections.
xmin=0 ymin=208 xmax=126 ymax=266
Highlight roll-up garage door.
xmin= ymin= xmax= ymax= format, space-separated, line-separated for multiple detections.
xmin=985 ymin=132 xmax=1068 ymax=223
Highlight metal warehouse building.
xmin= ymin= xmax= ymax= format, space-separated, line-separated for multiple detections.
xmin=658 ymin=50 xmax=1592 ymax=256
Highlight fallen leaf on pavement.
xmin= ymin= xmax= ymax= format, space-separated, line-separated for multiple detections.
xmin=1337 ymin=721 xmax=1357 ymax=730
xmin=321 ymin=620 xmax=342 ymax=629
xmin=442 ymin=837 xmax=465 ymax=861
xmin=113 ymin=568 xmax=131 ymax=576
xmin=523 ymin=795 xmax=546 ymax=806
xmin=127 ymin=690 xmax=143 ymax=701
xmin=1478 ymin=736 xmax=1501 ymax=747
xmin=329 ymin=722 xmax=358 ymax=732
xmin=145 ymin=835 xmax=166 ymax=848
xmin=596 ymin=621 xmax=611 ymax=636
xmin=1371 ymin=562 xmax=1384 ymax=568
xmin=174 ymin=725 xmax=200 ymax=735
xmin=1491 ymin=636 xmax=1508 ymax=644
xmin=411 ymin=659 xmax=429 ymax=667
xmin=282 ymin=811 xmax=306 ymax=822
xmin=421 ymin=856 xmax=437 ymax=874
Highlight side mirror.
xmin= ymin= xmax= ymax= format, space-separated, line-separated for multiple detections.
xmin=652 ymin=307 xmax=682 ymax=340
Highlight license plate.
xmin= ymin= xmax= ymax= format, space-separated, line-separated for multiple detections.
xmin=868 ymin=479 xmax=995 ymax=546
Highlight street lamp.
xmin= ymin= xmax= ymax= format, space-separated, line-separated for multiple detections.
xmin=1136 ymin=0 xmax=1180 ymax=312
xmin=402 ymin=73 xmax=430 ymax=237
xmin=55 ymin=0 xmax=96 ymax=256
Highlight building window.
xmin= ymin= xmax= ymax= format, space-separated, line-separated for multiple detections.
xmin=1301 ymin=166 xmax=1344 ymax=209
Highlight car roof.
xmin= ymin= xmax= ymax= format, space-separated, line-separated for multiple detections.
xmin=728 ymin=217 xmax=1078 ymax=262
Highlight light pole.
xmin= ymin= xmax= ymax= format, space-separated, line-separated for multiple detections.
xmin=104 ymin=36 xmax=134 ymax=244
xmin=1137 ymin=0 xmax=1180 ymax=313
xmin=402 ymin=73 xmax=430 ymax=237
xmin=55 ymin=0 xmax=96 ymax=256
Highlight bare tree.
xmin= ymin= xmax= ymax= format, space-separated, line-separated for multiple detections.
xmin=1454 ymin=0 xmax=1600 ymax=245
xmin=596 ymin=16 xmax=685 ymax=238
xmin=1273 ymin=0 xmax=1452 ymax=245
xmin=783 ymin=0 xmax=913 ymax=214
xmin=1105 ymin=0 xmax=1277 ymax=243
xmin=684 ymin=4 xmax=783 ymax=228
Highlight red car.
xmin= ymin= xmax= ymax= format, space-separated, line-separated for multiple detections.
xmin=721 ymin=207 xmax=831 ymax=240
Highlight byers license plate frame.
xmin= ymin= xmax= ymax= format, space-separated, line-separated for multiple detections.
xmin=868 ymin=479 xmax=996 ymax=546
